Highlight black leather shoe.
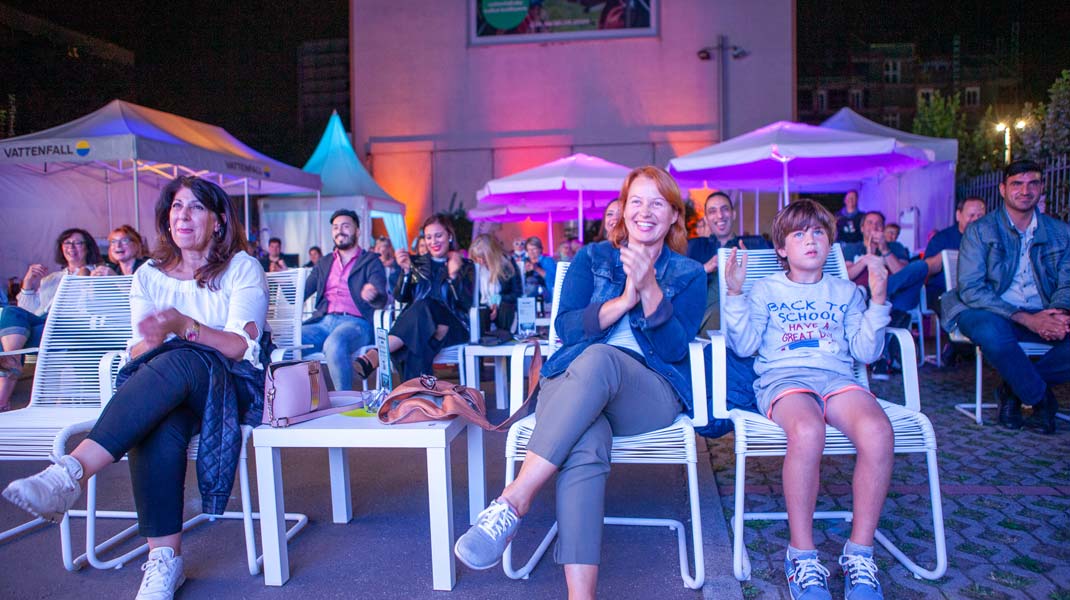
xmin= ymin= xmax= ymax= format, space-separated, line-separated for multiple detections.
xmin=996 ymin=383 xmax=1023 ymax=430
xmin=1040 ymin=388 xmax=1058 ymax=435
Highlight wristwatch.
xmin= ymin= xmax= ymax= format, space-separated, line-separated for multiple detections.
xmin=184 ymin=319 xmax=201 ymax=342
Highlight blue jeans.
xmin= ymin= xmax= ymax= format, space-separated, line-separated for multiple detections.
xmin=956 ymin=308 xmax=1070 ymax=405
xmin=301 ymin=314 xmax=374 ymax=391
xmin=0 ymin=306 xmax=46 ymax=347
xmin=887 ymin=260 xmax=928 ymax=313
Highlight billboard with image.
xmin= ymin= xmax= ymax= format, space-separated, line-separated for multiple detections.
xmin=470 ymin=0 xmax=657 ymax=45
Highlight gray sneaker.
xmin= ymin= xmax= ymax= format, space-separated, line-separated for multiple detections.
xmin=2 ymin=454 xmax=83 ymax=522
xmin=454 ymin=498 xmax=521 ymax=570
xmin=135 ymin=547 xmax=186 ymax=600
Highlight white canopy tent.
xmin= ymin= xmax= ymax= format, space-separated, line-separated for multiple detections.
xmin=258 ymin=111 xmax=407 ymax=257
xmin=471 ymin=153 xmax=631 ymax=250
xmin=667 ymin=120 xmax=935 ymax=249
xmin=0 ymin=100 xmax=320 ymax=277
xmin=820 ymin=108 xmax=958 ymax=251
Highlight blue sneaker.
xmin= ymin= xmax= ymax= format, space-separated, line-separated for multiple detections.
xmin=454 ymin=499 xmax=521 ymax=570
xmin=784 ymin=551 xmax=831 ymax=600
xmin=840 ymin=551 xmax=884 ymax=599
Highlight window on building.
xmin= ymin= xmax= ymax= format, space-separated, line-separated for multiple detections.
xmin=828 ymin=89 xmax=848 ymax=109
xmin=817 ymin=90 xmax=827 ymax=112
xmin=964 ymin=86 xmax=980 ymax=107
xmin=882 ymin=113 xmax=900 ymax=128
xmin=850 ymin=89 xmax=864 ymax=109
xmin=883 ymin=60 xmax=901 ymax=83
xmin=918 ymin=88 xmax=934 ymax=107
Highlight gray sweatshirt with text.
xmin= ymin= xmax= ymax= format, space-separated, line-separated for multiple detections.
xmin=724 ymin=272 xmax=891 ymax=377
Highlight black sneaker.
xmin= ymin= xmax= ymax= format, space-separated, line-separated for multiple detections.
xmin=871 ymin=360 xmax=891 ymax=381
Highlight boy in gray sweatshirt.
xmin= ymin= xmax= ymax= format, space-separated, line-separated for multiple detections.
xmin=723 ymin=199 xmax=893 ymax=600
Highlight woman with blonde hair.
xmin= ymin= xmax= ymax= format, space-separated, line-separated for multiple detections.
xmin=468 ymin=234 xmax=523 ymax=334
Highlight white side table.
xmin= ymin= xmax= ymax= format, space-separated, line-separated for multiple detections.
xmin=253 ymin=413 xmax=485 ymax=591
xmin=461 ymin=341 xmax=548 ymax=410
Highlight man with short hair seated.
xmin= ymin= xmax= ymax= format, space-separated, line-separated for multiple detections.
xmin=302 ymin=210 xmax=387 ymax=391
xmin=843 ymin=210 xmax=929 ymax=378
xmin=942 ymin=160 xmax=1070 ymax=434
xmin=686 ymin=191 xmax=770 ymax=334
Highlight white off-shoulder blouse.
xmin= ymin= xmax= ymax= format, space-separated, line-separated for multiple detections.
xmin=128 ymin=251 xmax=268 ymax=368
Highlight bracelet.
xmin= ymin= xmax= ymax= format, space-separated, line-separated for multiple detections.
xmin=184 ymin=319 xmax=201 ymax=342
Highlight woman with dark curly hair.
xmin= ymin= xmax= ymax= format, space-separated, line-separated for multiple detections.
xmin=0 ymin=228 xmax=102 ymax=410
xmin=4 ymin=176 xmax=268 ymax=599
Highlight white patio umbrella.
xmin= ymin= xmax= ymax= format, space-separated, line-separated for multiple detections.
xmin=668 ymin=121 xmax=933 ymax=210
xmin=475 ymin=153 xmax=631 ymax=247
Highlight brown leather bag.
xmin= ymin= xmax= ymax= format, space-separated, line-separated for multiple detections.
xmin=378 ymin=342 xmax=543 ymax=431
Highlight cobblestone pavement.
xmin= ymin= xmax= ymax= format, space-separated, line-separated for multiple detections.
xmin=704 ymin=352 xmax=1070 ymax=599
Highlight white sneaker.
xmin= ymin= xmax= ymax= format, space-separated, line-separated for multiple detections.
xmin=2 ymin=454 xmax=83 ymax=522
xmin=136 ymin=547 xmax=186 ymax=600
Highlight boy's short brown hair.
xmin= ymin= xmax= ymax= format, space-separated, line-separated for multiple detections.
xmin=771 ymin=199 xmax=836 ymax=250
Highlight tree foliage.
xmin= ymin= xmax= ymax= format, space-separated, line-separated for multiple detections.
xmin=1041 ymin=69 xmax=1070 ymax=159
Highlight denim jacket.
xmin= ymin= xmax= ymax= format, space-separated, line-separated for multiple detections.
xmin=942 ymin=208 xmax=1070 ymax=331
xmin=542 ymin=240 xmax=706 ymax=410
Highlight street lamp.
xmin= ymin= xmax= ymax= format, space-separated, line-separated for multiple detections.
xmin=995 ymin=120 xmax=1026 ymax=165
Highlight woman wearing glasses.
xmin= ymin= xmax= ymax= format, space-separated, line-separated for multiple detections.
xmin=92 ymin=225 xmax=150 ymax=276
xmin=0 ymin=228 xmax=102 ymax=410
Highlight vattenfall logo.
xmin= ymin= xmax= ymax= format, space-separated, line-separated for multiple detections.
xmin=3 ymin=139 xmax=91 ymax=159
xmin=225 ymin=160 xmax=271 ymax=178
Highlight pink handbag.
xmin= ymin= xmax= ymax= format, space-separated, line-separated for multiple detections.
xmin=263 ymin=360 xmax=369 ymax=427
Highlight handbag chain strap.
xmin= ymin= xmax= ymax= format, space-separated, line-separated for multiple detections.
xmin=308 ymin=362 xmax=322 ymax=410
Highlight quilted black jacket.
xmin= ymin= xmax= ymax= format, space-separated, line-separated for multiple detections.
xmin=115 ymin=339 xmax=265 ymax=515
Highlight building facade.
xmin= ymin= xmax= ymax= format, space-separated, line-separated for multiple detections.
xmin=348 ymin=0 xmax=796 ymax=240
xmin=798 ymin=41 xmax=1022 ymax=131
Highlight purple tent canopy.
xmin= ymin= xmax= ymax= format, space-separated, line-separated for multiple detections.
xmin=667 ymin=121 xmax=932 ymax=208
xmin=473 ymin=153 xmax=631 ymax=248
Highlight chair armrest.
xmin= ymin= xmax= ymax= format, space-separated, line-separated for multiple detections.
xmin=0 ymin=347 xmax=39 ymax=357
xmin=98 ymin=351 xmax=128 ymax=407
xmin=53 ymin=419 xmax=101 ymax=457
xmin=887 ymin=327 xmax=921 ymax=412
xmin=469 ymin=306 xmax=480 ymax=344
xmin=508 ymin=341 xmax=554 ymax=415
xmin=707 ymin=332 xmax=731 ymax=420
xmin=688 ymin=338 xmax=712 ymax=428
xmin=270 ymin=344 xmax=314 ymax=363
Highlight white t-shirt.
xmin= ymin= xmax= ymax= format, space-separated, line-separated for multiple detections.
xmin=129 ymin=251 xmax=268 ymax=367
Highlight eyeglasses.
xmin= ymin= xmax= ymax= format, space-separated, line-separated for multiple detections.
xmin=62 ymin=240 xmax=87 ymax=248
xmin=108 ymin=238 xmax=133 ymax=247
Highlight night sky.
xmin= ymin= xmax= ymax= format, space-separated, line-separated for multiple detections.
xmin=7 ymin=1 xmax=1068 ymax=166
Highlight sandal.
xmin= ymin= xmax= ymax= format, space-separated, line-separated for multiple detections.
xmin=353 ymin=355 xmax=378 ymax=380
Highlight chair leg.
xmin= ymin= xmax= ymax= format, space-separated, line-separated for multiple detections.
xmin=732 ymin=453 xmax=750 ymax=581
xmin=872 ymin=447 xmax=947 ymax=580
xmin=954 ymin=346 xmax=993 ymax=424
xmin=933 ymin=316 xmax=942 ymax=368
xmin=501 ymin=451 xmax=557 ymax=580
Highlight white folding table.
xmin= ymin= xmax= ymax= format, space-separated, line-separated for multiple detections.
xmin=253 ymin=413 xmax=485 ymax=591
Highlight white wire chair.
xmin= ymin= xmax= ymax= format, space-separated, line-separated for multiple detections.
xmin=714 ymin=245 xmax=946 ymax=582
xmin=941 ymin=250 xmax=1058 ymax=424
xmin=0 ymin=275 xmax=134 ymax=571
xmin=501 ymin=262 xmax=710 ymax=589
xmin=84 ymin=272 xmax=308 ymax=574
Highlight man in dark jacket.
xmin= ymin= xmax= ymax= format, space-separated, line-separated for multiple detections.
xmin=302 ymin=210 xmax=388 ymax=390
xmin=942 ymin=160 xmax=1070 ymax=433
xmin=686 ymin=191 xmax=770 ymax=334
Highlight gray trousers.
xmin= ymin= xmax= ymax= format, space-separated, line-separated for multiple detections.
xmin=526 ymin=344 xmax=682 ymax=565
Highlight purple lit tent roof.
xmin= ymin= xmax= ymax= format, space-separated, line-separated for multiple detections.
xmin=667 ymin=121 xmax=932 ymax=192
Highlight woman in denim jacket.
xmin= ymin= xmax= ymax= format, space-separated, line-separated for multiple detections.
xmin=455 ymin=166 xmax=705 ymax=598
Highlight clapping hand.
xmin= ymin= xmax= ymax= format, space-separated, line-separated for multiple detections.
xmin=395 ymin=249 xmax=412 ymax=272
xmin=446 ymin=251 xmax=463 ymax=279
xmin=137 ymin=308 xmax=188 ymax=350
xmin=863 ymin=254 xmax=888 ymax=305
xmin=360 ymin=283 xmax=379 ymax=303
xmin=724 ymin=247 xmax=747 ymax=295
xmin=22 ymin=264 xmax=48 ymax=290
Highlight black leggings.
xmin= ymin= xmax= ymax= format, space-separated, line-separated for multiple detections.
xmin=88 ymin=348 xmax=210 ymax=537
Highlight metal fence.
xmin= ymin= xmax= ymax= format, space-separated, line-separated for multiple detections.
xmin=958 ymin=154 xmax=1070 ymax=221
